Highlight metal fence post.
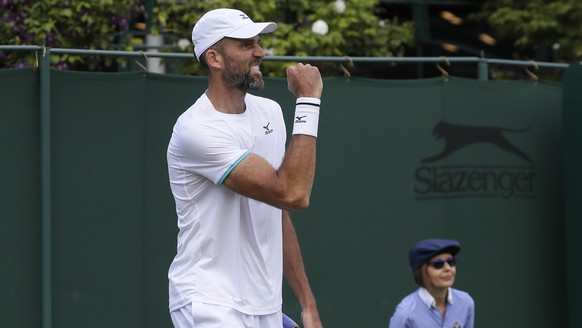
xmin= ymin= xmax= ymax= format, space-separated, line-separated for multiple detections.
xmin=478 ymin=51 xmax=489 ymax=81
xmin=39 ymin=46 xmax=52 ymax=328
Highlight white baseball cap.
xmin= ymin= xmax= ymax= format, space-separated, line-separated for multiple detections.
xmin=192 ymin=8 xmax=277 ymax=62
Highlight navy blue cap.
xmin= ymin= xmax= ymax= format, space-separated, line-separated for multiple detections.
xmin=409 ymin=239 xmax=461 ymax=272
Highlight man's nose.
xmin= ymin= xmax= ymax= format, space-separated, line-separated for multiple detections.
xmin=254 ymin=45 xmax=266 ymax=58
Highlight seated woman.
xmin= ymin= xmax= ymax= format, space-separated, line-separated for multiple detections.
xmin=389 ymin=239 xmax=475 ymax=328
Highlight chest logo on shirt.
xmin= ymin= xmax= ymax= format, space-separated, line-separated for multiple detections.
xmin=263 ymin=122 xmax=274 ymax=135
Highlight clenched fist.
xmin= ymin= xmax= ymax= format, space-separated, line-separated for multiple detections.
xmin=286 ymin=63 xmax=323 ymax=99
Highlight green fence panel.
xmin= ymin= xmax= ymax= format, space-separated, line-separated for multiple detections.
xmin=0 ymin=69 xmax=567 ymax=328
xmin=51 ymin=71 xmax=148 ymax=327
xmin=0 ymin=68 xmax=41 ymax=328
xmin=563 ymin=64 xmax=582 ymax=328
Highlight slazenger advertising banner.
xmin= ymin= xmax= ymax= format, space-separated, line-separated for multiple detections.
xmin=414 ymin=121 xmax=537 ymax=200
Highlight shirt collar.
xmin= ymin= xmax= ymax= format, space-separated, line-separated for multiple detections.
xmin=418 ymin=287 xmax=454 ymax=308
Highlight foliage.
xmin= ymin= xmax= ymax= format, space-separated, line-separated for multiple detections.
xmin=0 ymin=0 xmax=143 ymax=70
xmin=472 ymin=0 xmax=582 ymax=63
xmin=0 ymin=0 xmax=414 ymax=76
xmin=154 ymin=0 xmax=415 ymax=76
xmin=2 ymin=0 xmax=580 ymax=79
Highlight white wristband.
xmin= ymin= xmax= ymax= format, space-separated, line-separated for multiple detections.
xmin=292 ymin=97 xmax=321 ymax=137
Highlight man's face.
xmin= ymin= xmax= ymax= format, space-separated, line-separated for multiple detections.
xmin=219 ymin=36 xmax=265 ymax=91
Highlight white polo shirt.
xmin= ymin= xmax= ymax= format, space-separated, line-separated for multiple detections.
xmin=167 ymin=92 xmax=286 ymax=315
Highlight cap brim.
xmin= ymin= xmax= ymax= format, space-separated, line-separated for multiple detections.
xmin=441 ymin=245 xmax=460 ymax=257
xmin=226 ymin=22 xmax=277 ymax=39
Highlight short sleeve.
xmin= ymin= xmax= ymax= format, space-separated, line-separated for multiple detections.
xmin=168 ymin=119 xmax=249 ymax=186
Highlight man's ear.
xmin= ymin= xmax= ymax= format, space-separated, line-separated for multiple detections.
xmin=205 ymin=49 xmax=222 ymax=69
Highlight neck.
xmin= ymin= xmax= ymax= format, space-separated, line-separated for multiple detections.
xmin=206 ymin=80 xmax=247 ymax=114
xmin=427 ymin=287 xmax=449 ymax=306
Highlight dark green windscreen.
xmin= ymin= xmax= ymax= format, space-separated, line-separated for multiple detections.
xmin=563 ymin=64 xmax=582 ymax=328
xmin=0 ymin=68 xmax=571 ymax=327
xmin=0 ymin=68 xmax=41 ymax=328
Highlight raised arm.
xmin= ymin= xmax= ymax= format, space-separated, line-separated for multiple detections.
xmin=223 ymin=63 xmax=323 ymax=211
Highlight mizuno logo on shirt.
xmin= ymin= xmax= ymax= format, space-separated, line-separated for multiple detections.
xmin=263 ymin=122 xmax=274 ymax=135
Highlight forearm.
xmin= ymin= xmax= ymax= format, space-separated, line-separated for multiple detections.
xmin=224 ymin=138 xmax=316 ymax=211
xmin=276 ymin=135 xmax=316 ymax=209
xmin=279 ymin=63 xmax=322 ymax=210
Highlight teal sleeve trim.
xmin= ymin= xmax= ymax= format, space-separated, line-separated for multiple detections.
xmin=217 ymin=151 xmax=251 ymax=186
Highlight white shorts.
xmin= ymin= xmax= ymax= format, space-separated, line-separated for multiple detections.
xmin=170 ymin=301 xmax=282 ymax=328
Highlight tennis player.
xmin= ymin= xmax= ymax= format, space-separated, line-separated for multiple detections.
xmin=166 ymin=8 xmax=323 ymax=328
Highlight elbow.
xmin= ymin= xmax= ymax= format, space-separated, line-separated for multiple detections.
xmin=281 ymin=191 xmax=311 ymax=211
xmin=290 ymin=197 xmax=310 ymax=211
xmin=269 ymin=177 xmax=313 ymax=211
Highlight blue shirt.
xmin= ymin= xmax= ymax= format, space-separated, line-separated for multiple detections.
xmin=389 ymin=288 xmax=475 ymax=328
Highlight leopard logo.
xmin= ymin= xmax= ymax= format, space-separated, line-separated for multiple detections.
xmin=421 ymin=121 xmax=532 ymax=163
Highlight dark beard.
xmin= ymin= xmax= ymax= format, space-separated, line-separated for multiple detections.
xmin=223 ymin=64 xmax=264 ymax=91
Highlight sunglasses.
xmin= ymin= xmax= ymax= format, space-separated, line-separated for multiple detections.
xmin=429 ymin=258 xmax=457 ymax=269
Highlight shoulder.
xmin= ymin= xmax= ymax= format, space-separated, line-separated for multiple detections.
xmin=174 ymin=95 xmax=226 ymax=133
xmin=394 ymin=290 xmax=422 ymax=314
xmin=246 ymin=93 xmax=281 ymax=110
xmin=390 ymin=291 xmax=420 ymax=328
xmin=178 ymin=94 xmax=214 ymax=121
xmin=170 ymin=96 xmax=231 ymax=152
